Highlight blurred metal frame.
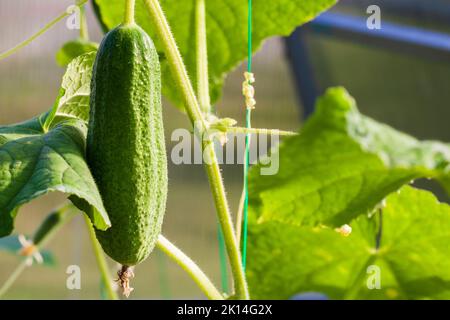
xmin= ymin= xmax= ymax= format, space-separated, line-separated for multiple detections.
xmin=285 ymin=6 xmax=450 ymax=119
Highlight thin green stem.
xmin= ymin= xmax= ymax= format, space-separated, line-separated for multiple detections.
xmin=0 ymin=203 xmax=76 ymax=299
xmin=0 ymin=260 xmax=28 ymax=299
xmin=42 ymin=92 xmax=61 ymax=133
xmin=143 ymin=0 xmax=206 ymax=131
xmin=84 ymin=215 xmax=119 ymax=300
xmin=195 ymin=0 xmax=229 ymax=294
xmin=157 ymin=235 xmax=224 ymax=300
xmin=0 ymin=0 xmax=88 ymax=61
xmin=124 ymin=0 xmax=136 ymax=25
xmin=195 ymin=0 xmax=210 ymax=113
xmin=79 ymin=5 xmax=89 ymax=40
xmin=143 ymin=0 xmax=249 ymax=299
xmin=224 ymin=126 xmax=297 ymax=136
xmin=203 ymin=143 xmax=250 ymax=299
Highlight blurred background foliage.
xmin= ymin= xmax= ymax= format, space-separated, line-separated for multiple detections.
xmin=0 ymin=0 xmax=448 ymax=298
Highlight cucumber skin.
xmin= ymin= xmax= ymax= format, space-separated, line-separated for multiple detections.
xmin=87 ymin=24 xmax=167 ymax=266
xmin=33 ymin=209 xmax=66 ymax=245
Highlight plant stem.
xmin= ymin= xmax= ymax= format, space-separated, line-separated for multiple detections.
xmin=0 ymin=203 xmax=76 ymax=299
xmin=203 ymin=145 xmax=249 ymax=299
xmin=79 ymin=5 xmax=89 ymax=40
xmin=143 ymin=0 xmax=249 ymax=299
xmin=157 ymin=235 xmax=224 ymax=300
xmin=143 ymin=0 xmax=206 ymax=131
xmin=0 ymin=0 xmax=88 ymax=61
xmin=224 ymin=127 xmax=297 ymax=136
xmin=195 ymin=0 xmax=231 ymax=293
xmin=195 ymin=0 xmax=211 ymax=114
xmin=84 ymin=215 xmax=119 ymax=300
xmin=0 ymin=260 xmax=28 ymax=299
xmin=124 ymin=0 xmax=136 ymax=25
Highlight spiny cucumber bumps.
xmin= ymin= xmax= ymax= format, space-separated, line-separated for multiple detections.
xmin=87 ymin=23 xmax=167 ymax=268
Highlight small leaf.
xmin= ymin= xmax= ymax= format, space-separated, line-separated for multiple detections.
xmin=55 ymin=52 xmax=96 ymax=122
xmin=93 ymin=0 xmax=337 ymax=110
xmin=0 ymin=115 xmax=110 ymax=237
xmin=55 ymin=39 xmax=98 ymax=67
xmin=249 ymin=87 xmax=450 ymax=227
xmin=47 ymin=52 xmax=96 ymax=127
xmin=248 ymin=186 xmax=450 ymax=299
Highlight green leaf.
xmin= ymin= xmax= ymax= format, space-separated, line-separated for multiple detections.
xmin=248 ymin=186 xmax=450 ymax=299
xmin=0 ymin=115 xmax=110 ymax=237
xmin=249 ymin=87 xmax=450 ymax=228
xmin=48 ymin=52 xmax=96 ymax=126
xmin=55 ymin=39 xmax=98 ymax=67
xmin=0 ymin=235 xmax=56 ymax=267
xmin=93 ymin=0 xmax=337 ymax=109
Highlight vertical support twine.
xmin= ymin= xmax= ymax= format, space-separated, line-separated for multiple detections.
xmin=217 ymin=0 xmax=253 ymax=291
xmin=241 ymin=0 xmax=253 ymax=271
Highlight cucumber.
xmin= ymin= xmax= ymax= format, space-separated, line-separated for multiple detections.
xmin=33 ymin=209 xmax=67 ymax=245
xmin=87 ymin=23 xmax=167 ymax=267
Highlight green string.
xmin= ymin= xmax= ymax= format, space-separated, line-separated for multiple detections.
xmin=242 ymin=0 xmax=253 ymax=271
xmin=216 ymin=0 xmax=252 ymax=293
xmin=247 ymin=0 xmax=253 ymax=72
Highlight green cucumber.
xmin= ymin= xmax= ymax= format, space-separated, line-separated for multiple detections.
xmin=33 ymin=208 xmax=68 ymax=245
xmin=87 ymin=23 xmax=167 ymax=267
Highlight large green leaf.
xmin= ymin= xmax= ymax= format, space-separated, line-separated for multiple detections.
xmin=249 ymin=87 xmax=450 ymax=228
xmin=0 ymin=115 xmax=110 ymax=237
xmin=248 ymin=186 xmax=450 ymax=299
xmin=93 ymin=0 xmax=337 ymax=109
